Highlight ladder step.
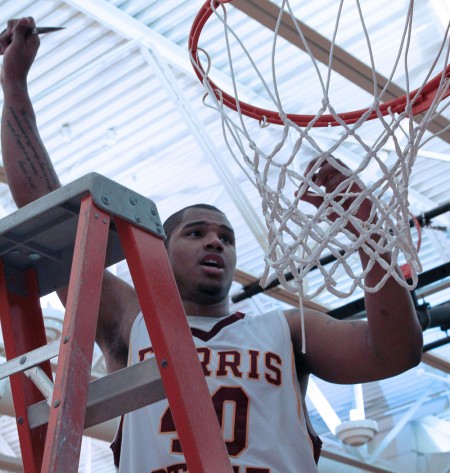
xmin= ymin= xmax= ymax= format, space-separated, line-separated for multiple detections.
xmin=27 ymin=357 xmax=164 ymax=429
xmin=0 ymin=339 xmax=60 ymax=380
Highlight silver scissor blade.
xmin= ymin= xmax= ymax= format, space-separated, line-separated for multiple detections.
xmin=0 ymin=26 xmax=65 ymax=39
xmin=30 ymin=26 xmax=65 ymax=35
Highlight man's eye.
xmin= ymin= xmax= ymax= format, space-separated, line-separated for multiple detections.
xmin=187 ymin=230 xmax=201 ymax=237
xmin=221 ymin=236 xmax=234 ymax=245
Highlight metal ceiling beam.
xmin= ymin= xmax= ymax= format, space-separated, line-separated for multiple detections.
xmin=0 ymin=453 xmax=23 ymax=472
xmin=368 ymin=386 xmax=436 ymax=463
xmin=62 ymin=0 xmax=194 ymax=76
xmin=61 ymin=0 xmax=262 ymax=106
xmin=233 ymin=268 xmax=328 ymax=312
xmin=320 ymin=448 xmax=405 ymax=473
xmin=139 ymin=46 xmax=269 ymax=251
xmin=232 ymin=0 xmax=450 ymax=146
xmin=422 ymin=352 xmax=450 ymax=373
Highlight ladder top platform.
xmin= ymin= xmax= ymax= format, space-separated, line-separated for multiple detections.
xmin=0 ymin=173 xmax=164 ymax=297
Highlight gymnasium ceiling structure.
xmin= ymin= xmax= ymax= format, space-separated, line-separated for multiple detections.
xmin=0 ymin=1 xmax=449 ymax=472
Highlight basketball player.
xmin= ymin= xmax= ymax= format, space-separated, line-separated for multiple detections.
xmin=1 ymin=18 xmax=423 ymax=472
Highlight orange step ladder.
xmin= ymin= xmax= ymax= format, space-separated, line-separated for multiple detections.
xmin=0 ymin=173 xmax=233 ymax=473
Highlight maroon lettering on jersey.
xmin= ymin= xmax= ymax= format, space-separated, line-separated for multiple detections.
xmin=138 ymin=346 xmax=154 ymax=362
xmin=160 ymin=386 xmax=250 ymax=458
xmin=197 ymin=346 xmax=212 ymax=376
xmin=265 ymin=352 xmax=282 ymax=386
xmin=214 ymin=386 xmax=249 ymax=456
xmin=151 ymin=464 xmax=188 ymax=473
xmin=167 ymin=464 xmax=188 ymax=473
xmin=152 ymin=465 xmax=269 ymax=473
xmin=216 ymin=350 xmax=243 ymax=378
xmin=247 ymin=349 xmax=260 ymax=380
xmin=160 ymin=408 xmax=182 ymax=454
xmin=231 ymin=467 xmax=270 ymax=472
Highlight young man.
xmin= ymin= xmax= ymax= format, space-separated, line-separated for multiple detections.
xmin=1 ymin=18 xmax=423 ymax=473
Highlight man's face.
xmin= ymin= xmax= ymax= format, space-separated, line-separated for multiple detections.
xmin=166 ymin=207 xmax=237 ymax=306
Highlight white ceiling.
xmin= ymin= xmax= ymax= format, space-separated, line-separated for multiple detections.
xmin=0 ymin=1 xmax=449 ymax=472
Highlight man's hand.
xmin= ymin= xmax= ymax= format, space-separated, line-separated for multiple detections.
xmin=298 ymin=157 xmax=375 ymax=236
xmin=0 ymin=17 xmax=40 ymax=86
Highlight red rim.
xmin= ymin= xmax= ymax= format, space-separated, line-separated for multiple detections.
xmin=189 ymin=0 xmax=450 ymax=127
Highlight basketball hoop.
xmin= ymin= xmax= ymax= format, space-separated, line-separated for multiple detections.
xmin=189 ymin=0 xmax=450 ymax=300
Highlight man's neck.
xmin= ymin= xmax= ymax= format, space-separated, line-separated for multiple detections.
xmin=182 ymin=300 xmax=231 ymax=318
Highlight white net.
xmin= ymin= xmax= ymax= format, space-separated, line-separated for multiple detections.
xmin=190 ymin=0 xmax=450 ymax=300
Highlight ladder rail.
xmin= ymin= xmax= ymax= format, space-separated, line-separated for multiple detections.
xmin=41 ymin=197 xmax=110 ymax=473
xmin=0 ymin=266 xmax=52 ymax=473
xmin=116 ymin=218 xmax=234 ymax=473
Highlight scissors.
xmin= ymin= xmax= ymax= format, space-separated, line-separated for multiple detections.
xmin=29 ymin=27 xmax=65 ymax=35
xmin=0 ymin=26 xmax=65 ymax=39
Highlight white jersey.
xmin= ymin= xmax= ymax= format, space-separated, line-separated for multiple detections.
xmin=114 ymin=310 xmax=321 ymax=473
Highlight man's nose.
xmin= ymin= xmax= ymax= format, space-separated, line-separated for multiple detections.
xmin=204 ymin=233 xmax=224 ymax=251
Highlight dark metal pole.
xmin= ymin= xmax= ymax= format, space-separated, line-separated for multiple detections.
xmin=423 ymin=336 xmax=450 ymax=352
xmin=232 ymin=201 xmax=450 ymax=304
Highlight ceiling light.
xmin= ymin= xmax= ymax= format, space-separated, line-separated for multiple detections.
xmin=335 ymin=419 xmax=379 ymax=447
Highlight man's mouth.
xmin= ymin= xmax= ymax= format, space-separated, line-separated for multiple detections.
xmin=203 ymin=259 xmax=219 ymax=268
xmin=200 ymin=255 xmax=225 ymax=270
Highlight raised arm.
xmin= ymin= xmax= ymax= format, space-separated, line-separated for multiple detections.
xmin=0 ymin=18 xmax=140 ymax=372
xmin=287 ymin=158 xmax=423 ymax=384
xmin=0 ymin=17 xmax=60 ymax=205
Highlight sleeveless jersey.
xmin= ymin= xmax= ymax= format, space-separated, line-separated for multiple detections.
xmin=115 ymin=310 xmax=320 ymax=473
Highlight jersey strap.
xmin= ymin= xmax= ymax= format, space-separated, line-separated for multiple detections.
xmin=190 ymin=312 xmax=245 ymax=341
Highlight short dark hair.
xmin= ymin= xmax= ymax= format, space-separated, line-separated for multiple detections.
xmin=163 ymin=204 xmax=226 ymax=247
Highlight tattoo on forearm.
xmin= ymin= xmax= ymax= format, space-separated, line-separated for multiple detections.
xmin=6 ymin=106 xmax=58 ymax=191
xmin=6 ymin=120 xmax=37 ymax=189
